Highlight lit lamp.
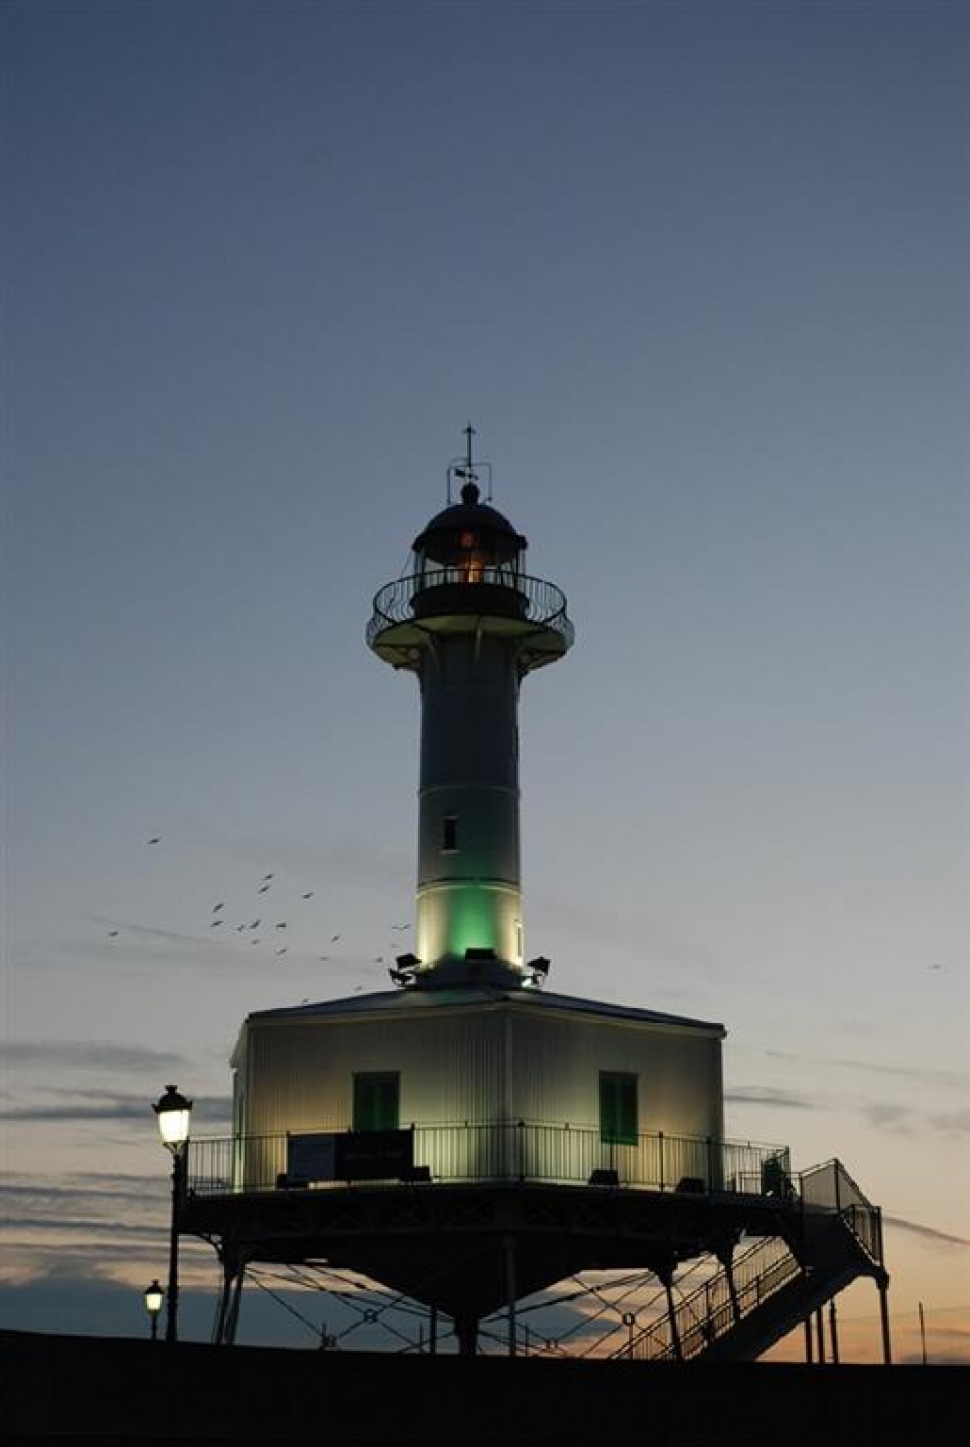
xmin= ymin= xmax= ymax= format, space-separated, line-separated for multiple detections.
xmin=152 ymin=1084 xmax=193 ymax=1343
xmin=144 ymin=1279 xmax=164 ymax=1340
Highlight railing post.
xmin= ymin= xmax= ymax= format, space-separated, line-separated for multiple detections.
xmin=658 ymin=1131 xmax=665 ymax=1192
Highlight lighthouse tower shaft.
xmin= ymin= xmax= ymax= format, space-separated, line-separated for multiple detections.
xmin=417 ymin=630 xmax=523 ymax=978
xmin=367 ymin=469 xmax=572 ymax=988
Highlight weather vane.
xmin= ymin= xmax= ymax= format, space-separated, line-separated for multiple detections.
xmin=447 ymin=423 xmax=491 ymax=502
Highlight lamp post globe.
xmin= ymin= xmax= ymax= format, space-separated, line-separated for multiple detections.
xmin=153 ymin=1084 xmax=193 ymax=1152
xmin=144 ymin=1279 xmax=164 ymax=1341
xmin=152 ymin=1085 xmax=193 ymax=1343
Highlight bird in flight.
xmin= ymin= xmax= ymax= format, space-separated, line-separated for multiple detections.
xmin=274 ymin=922 xmax=287 ymax=930
xmin=210 ymin=920 xmax=223 ymax=928
xmin=147 ymin=837 xmax=161 ymax=845
xmin=262 ymin=874 xmax=274 ymax=881
xmin=331 ymin=934 xmax=341 ymax=942
xmin=258 ymin=885 xmax=271 ymax=895
xmin=108 ymin=930 xmax=119 ymax=938
xmin=302 ymin=892 xmax=314 ymax=899
xmin=212 ymin=902 xmax=224 ymax=912
xmin=276 ymin=947 xmax=287 ymax=955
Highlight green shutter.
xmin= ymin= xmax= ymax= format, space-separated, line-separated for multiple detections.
xmin=599 ymin=1072 xmax=638 ymax=1145
xmin=353 ymin=1073 xmax=400 ymax=1132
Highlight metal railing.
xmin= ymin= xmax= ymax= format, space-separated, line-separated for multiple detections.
xmin=367 ymin=570 xmax=573 ymax=650
xmin=800 ymin=1158 xmax=883 ymax=1264
xmin=185 ymin=1121 xmax=791 ymax=1200
xmin=618 ymin=1235 xmax=802 ymax=1362
xmin=614 ymin=1159 xmax=884 ymax=1362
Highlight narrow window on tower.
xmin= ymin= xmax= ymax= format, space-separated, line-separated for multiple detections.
xmin=442 ymin=816 xmax=458 ymax=852
xmin=599 ymin=1072 xmax=639 ymax=1146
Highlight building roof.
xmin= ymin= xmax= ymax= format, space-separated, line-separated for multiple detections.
xmin=241 ymin=984 xmax=725 ymax=1036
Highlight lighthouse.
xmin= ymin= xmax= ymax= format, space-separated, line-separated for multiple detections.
xmin=367 ymin=427 xmax=572 ymax=988
xmin=198 ymin=433 xmax=888 ymax=1361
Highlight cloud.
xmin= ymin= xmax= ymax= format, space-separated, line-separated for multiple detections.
xmin=0 ymin=1174 xmax=165 ymax=1212
xmin=725 ymin=1086 xmax=816 ymax=1110
xmin=84 ymin=915 xmax=218 ymax=948
xmin=885 ymin=1216 xmax=970 ymax=1250
xmin=761 ymin=1047 xmax=968 ymax=1093
xmin=0 ymin=1041 xmax=186 ymax=1073
xmin=0 ymin=1089 xmax=231 ymax=1127
xmin=860 ymin=1101 xmax=970 ymax=1140
xmin=2 ymin=1215 xmax=165 ymax=1238
xmin=923 ymin=1106 xmax=970 ymax=1140
xmin=861 ymin=1101 xmax=916 ymax=1134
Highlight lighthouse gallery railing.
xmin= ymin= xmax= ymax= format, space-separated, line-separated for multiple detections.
xmin=185 ymin=1121 xmax=791 ymax=1200
xmin=367 ymin=569 xmax=574 ymax=649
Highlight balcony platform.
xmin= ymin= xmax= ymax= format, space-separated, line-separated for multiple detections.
xmin=182 ymin=1177 xmax=805 ymax=1325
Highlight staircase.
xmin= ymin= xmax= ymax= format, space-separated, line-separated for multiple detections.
xmin=614 ymin=1160 xmax=887 ymax=1363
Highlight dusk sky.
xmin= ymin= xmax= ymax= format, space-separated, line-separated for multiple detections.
xmin=3 ymin=0 xmax=968 ymax=1362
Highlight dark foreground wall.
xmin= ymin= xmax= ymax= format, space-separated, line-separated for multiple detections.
xmin=1 ymin=1329 xmax=965 ymax=1447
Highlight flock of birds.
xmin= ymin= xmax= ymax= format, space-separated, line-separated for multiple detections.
xmin=103 ymin=835 xmax=413 ymax=992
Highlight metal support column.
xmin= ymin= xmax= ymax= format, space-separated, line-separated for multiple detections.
xmin=660 ymin=1267 xmax=683 ymax=1362
xmin=212 ymin=1250 xmax=236 ymax=1345
xmin=879 ymin=1279 xmax=893 ymax=1365
xmin=715 ymin=1241 xmax=742 ymax=1325
xmin=455 ymin=1314 xmax=478 ymax=1357
xmin=224 ymin=1260 xmax=246 ymax=1346
xmin=504 ymin=1233 xmax=517 ymax=1357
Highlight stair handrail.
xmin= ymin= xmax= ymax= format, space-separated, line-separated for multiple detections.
xmin=617 ymin=1235 xmax=802 ymax=1362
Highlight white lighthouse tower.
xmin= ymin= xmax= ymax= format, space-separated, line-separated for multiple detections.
xmin=367 ymin=427 xmax=572 ymax=988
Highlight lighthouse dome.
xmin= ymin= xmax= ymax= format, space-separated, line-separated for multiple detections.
xmin=412 ymin=480 xmax=527 ymax=568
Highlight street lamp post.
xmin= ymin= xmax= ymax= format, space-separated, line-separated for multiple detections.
xmin=144 ymin=1279 xmax=164 ymax=1340
xmin=153 ymin=1085 xmax=193 ymax=1344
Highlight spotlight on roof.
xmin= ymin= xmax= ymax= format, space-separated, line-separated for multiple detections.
xmin=525 ymin=956 xmax=551 ymax=989
xmin=389 ymin=953 xmax=421 ymax=988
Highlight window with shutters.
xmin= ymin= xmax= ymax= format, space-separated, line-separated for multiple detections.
xmin=353 ymin=1072 xmax=400 ymax=1132
xmin=599 ymin=1071 xmax=638 ymax=1145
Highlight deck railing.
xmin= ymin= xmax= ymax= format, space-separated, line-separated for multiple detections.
xmin=185 ymin=1121 xmax=791 ymax=1200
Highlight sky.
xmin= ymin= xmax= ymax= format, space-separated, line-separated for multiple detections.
xmin=2 ymin=0 xmax=968 ymax=1365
